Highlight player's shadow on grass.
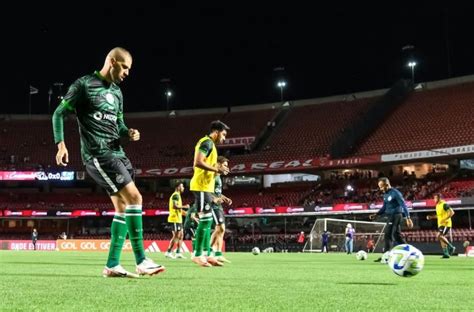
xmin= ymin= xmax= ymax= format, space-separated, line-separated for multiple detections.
xmin=1 ymin=272 xmax=103 ymax=279
xmin=1 ymin=261 xmax=102 ymax=266
xmin=337 ymin=282 xmax=396 ymax=286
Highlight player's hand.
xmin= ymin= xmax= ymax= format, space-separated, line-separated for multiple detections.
xmin=426 ymin=215 xmax=431 ymax=220
xmin=223 ymin=197 xmax=232 ymax=205
xmin=406 ymin=218 xmax=414 ymax=229
xmin=368 ymin=214 xmax=377 ymax=220
xmin=217 ymin=164 xmax=230 ymax=175
xmin=184 ymin=204 xmax=190 ymax=209
xmin=56 ymin=142 xmax=69 ymax=166
xmin=191 ymin=214 xmax=199 ymax=223
xmin=128 ymin=128 xmax=140 ymax=141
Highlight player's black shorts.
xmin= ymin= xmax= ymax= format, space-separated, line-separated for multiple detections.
xmin=170 ymin=222 xmax=182 ymax=232
xmin=85 ymin=156 xmax=134 ymax=195
xmin=192 ymin=191 xmax=213 ymax=215
xmin=185 ymin=227 xmax=196 ymax=239
xmin=212 ymin=208 xmax=225 ymax=225
xmin=438 ymin=226 xmax=451 ymax=236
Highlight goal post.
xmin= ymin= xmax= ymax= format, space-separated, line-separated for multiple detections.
xmin=303 ymin=218 xmax=386 ymax=253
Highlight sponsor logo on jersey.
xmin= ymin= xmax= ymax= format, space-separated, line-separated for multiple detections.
xmin=105 ymin=93 xmax=115 ymax=104
xmin=116 ymin=174 xmax=124 ymax=184
xmin=93 ymin=111 xmax=117 ymax=122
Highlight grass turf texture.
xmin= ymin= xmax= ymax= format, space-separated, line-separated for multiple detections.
xmin=0 ymin=251 xmax=471 ymax=311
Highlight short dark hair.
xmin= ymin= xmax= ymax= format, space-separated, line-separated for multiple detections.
xmin=210 ymin=120 xmax=230 ymax=132
xmin=378 ymin=177 xmax=390 ymax=184
xmin=434 ymin=193 xmax=442 ymax=198
xmin=217 ymin=156 xmax=229 ymax=164
xmin=175 ymin=181 xmax=183 ymax=189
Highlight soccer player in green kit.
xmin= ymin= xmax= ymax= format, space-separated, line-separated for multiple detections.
xmin=52 ymin=47 xmax=165 ymax=278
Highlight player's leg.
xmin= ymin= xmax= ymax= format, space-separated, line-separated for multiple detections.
xmin=192 ymin=191 xmax=212 ymax=267
xmin=214 ymin=209 xmax=230 ymax=262
xmin=392 ymin=213 xmax=407 ymax=246
xmin=115 ymin=158 xmax=164 ymax=275
xmin=85 ymin=158 xmax=139 ymax=277
xmin=375 ymin=217 xmax=394 ymax=262
xmin=166 ymin=227 xmax=178 ymax=259
xmin=102 ymin=195 xmax=138 ymax=278
xmin=175 ymin=227 xmax=186 ymax=259
xmin=438 ymin=227 xmax=453 ymax=258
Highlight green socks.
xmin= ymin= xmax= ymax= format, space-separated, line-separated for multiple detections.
xmin=106 ymin=213 xmax=127 ymax=268
xmin=125 ymin=205 xmax=146 ymax=265
xmin=194 ymin=218 xmax=212 ymax=257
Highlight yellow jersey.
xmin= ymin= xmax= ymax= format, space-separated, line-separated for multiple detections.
xmin=190 ymin=136 xmax=217 ymax=192
xmin=168 ymin=191 xmax=183 ymax=223
xmin=436 ymin=200 xmax=452 ymax=227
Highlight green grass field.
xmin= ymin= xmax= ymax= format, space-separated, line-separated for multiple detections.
xmin=0 ymin=251 xmax=472 ymax=311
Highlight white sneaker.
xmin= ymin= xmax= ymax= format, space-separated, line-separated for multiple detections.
xmin=175 ymin=253 xmax=186 ymax=259
xmin=165 ymin=252 xmax=176 ymax=259
xmin=136 ymin=258 xmax=166 ymax=276
xmin=216 ymin=256 xmax=231 ymax=263
xmin=102 ymin=265 xmax=139 ymax=278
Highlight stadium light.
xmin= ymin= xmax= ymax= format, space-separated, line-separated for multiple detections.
xmin=408 ymin=61 xmax=417 ymax=83
xmin=165 ymin=90 xmax=172 ymax=110
xmin=277 ymin=80 xmax=287 ymax=101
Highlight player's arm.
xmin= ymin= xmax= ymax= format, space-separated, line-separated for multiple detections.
xmin=211 ymin=195 xmax=224 ymax=205
xmin=117 ymin=99 xmax=140 ymax=141
xmin=426 ymin=214 xmax=438 ymax=220
xmin=52 ymin=79 xmax=82 ymax=166
xmin=194 ymin=140 xmax=228 ymax=174
xmin=221 ymin=194 xmax=232 ymax=205
xmin=369 ymin=201 xmax=386 ymax=220
xmin=172 ymin=195 xmax=188 ymax=210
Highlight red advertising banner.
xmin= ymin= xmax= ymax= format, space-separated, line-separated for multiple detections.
xmin=138 ymin=155 xmax=382 ymax=177
xmin=227 ymin=208 xmax=254 ymax=215
xmin=0 ymin=171 xmax=37 ymax=181
xmin=0 ymin=240 xmax=57 ymax=251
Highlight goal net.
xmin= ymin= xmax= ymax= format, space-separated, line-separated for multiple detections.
xmin=303 ymin=218 xmax=386 ymax=253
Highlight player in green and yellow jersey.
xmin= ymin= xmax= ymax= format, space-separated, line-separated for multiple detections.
xmin=190 ymin=120 xmax=230 ymax=267
xmin=427 ymin=193 xmax=456 ymax=258
xmin=165 ymin=182 xmax=190 ymax=259
xmin=52 ymin=47 xmax=164 ymax=278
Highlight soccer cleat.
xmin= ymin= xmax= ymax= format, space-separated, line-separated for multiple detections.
xmin=441 ymin=255 xmax=450 ymax=259
xmin=136 ymin=258 xmax=166 ymax=276
xmin=165 ymin=252 xmax=176 ymax=259
xmin=206 ymin=256 xmax=224 ymax=267
xmin=102 ymin=265 xmax=139 ymax=278
xmin=373 ymin=257 xmax=382 ymax=262
xmin=192 ymin=256 xmax=212 ymax=267
xmin=216 ymin=256 xmax=231 ymax=263
xmin=175 ymin=253 xmax=186 ymax=259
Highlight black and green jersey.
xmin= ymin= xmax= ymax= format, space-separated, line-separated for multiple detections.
xmin=183 ymin=204 xmax=198 ymax=230
xmin=211 ymin=175 xmax=223 ymax=210
xmin=52 ymin=71 xmax=129 ymax=163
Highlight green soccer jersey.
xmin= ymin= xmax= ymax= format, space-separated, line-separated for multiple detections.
xmin=183 ymin=204 xmax=198 ymax=230
xmin=52 ymin=71 xmax=129 ymax=163
xmin=211 ymin=175 xmax=223 ymax=210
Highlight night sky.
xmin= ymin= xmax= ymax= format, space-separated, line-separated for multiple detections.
xmin=1 ymin=3 xmax=473 ymax=114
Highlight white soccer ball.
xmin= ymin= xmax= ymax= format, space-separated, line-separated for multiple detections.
xmin=388 ymin=244 xmax=424 ymax=277
xmin=252 ymin=247 xmax=260 ymax=255
xmin=356 ymin=250 xmax=368 ymax=260
xmin=381 ymin=251 xmax=391 ymax=264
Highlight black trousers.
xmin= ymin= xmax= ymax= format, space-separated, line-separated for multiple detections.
xmin=384 ymin=213 xmax=406 ymax=252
